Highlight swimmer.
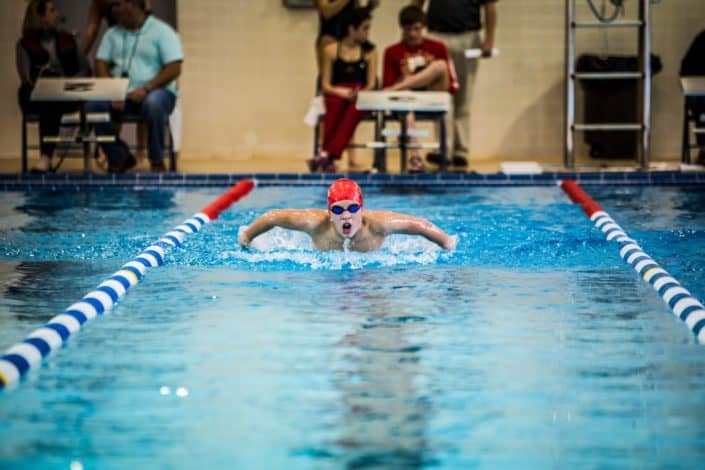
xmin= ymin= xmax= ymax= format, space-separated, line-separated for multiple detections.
xmin=238 ymin=178 xmax=456 ymax=252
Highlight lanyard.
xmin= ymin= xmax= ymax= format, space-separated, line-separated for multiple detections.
xmin=121 ymin=29 xmax=142 ymax=78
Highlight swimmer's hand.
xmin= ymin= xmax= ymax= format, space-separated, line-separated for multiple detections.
xmin=238 ymin=231 xmax=250 ymax=249
xmin=443 ymin=235 xmax=457 ymax=251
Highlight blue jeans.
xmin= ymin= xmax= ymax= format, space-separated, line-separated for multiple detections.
xmin=87 ymin=88 xmax=176 ymax=166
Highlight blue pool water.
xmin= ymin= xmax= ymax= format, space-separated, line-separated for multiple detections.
xmin=1 ymin=184 xmax=704 ymax=468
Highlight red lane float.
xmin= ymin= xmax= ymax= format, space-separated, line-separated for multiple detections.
xmin=202 ymin=179 xmax=255 ymax=220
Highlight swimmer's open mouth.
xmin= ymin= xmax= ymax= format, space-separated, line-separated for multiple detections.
xmin=342 ymin=222 xmax=352 ymax=234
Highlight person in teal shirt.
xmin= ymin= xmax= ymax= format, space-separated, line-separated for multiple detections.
xmin=87 ymin=0 xmax=183 ymax=173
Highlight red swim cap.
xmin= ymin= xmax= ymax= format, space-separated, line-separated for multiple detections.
xmin=327 ymin=178 xmax=363 ymax=209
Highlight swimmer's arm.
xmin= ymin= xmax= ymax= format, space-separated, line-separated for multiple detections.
xmin=380 ymin=213 xmax=457 ymax=250
xmin=239 ymin=209 xmax=323 ymax=247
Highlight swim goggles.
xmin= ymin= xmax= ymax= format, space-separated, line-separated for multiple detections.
xmin=330 ymin=203 xmax=361 ymax=215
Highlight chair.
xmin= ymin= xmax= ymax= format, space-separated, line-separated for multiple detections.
xmin=21 ymin=112 xmax=40 ymax=174
xmin=378 ymin=110 xmax=448 ymax=173
xmin=22 ymin=110 xmax=177 ymax=173
xmin=681 ymin=97 xmax=705 ymax=164
xmin=117 ymin=112 xmax=178 ymax=172
xmin=680 ymin=76 xmax=705 ymax=164
xmin=21 ymin=110 xmax=101 ymax=174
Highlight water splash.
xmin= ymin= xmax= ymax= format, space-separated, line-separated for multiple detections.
xmin=226 ymin=226 xmax=449 ymax=270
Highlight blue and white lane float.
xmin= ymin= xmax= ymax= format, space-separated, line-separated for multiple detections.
xmin=561 ymin=179 xmax=705 ymax=343
xmin=0 ymin=179 xmax=255 ymax=390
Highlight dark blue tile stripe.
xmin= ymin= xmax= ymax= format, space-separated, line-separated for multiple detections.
xmin=1 ymin=171 xmax=705 ymax=190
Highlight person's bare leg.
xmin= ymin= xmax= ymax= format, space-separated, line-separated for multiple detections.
xmin=386 ymin=60 xmax=449 ymax=91
xmin=32 ymin=154 xmax=52 ymax=172
xmin=136 ymin=123 xmax=148 ymax=163
xmin=405 ymin=112 xmax=425 ymax=172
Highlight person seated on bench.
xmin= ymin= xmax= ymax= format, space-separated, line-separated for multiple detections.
xmin=309 ymin=6 xmax=378 ymax=173
xmin=16 ymin=0 xmax=91 ymax=174
xmin=382 ymin=5 xmax=457 ymax=172
xmin=87 ymin=0 xmax=183 ymax=173
xmin=681 ymin=28 xmax=705 ymax=165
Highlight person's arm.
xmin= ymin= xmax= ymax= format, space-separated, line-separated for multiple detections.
xmin=438 ymin=41 xmax=458 ymax=93
xmin=379 ymin=212 xmax=456 ymax=250
xmin=95 ymin=58 xmax=111 ymax=77
xmin=315 ymin=0 xmax=353 ymax=20
xmin=363 ymin=46 xmax=378 ymax=91
xmin=127 ymin=61 xmax=182 ymax=102
xmin=481 ymin=1 xmax=497 ymax=57
xmin=129 ymin=26 xmax=184 ymax=102
xmin=80 ymin=0 xmax=102 ymax=55
xmin=238 ymin=209 xmax=325 ymax=247
xmin=381 ymin=46 xmax=397 ymax=88
xmin=16 ymin=41 xmax=33 ymax=86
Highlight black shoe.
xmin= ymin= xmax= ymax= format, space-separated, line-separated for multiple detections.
xmin=451 ymin=155 xmax=468 ymax=167
xmin=150 ymin=161 xmax=167 ymax=173
xmin=108 ymin=153 xmax=137 ymax=174
xmin=425 ymin=152 xmax=445 ymax=166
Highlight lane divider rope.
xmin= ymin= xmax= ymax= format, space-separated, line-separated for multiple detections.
xmin=0 ymin=179 xmax=255 ymax=389
xmin=560 ymin=179 xmax=705 ymax=343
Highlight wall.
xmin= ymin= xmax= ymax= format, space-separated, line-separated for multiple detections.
xmin=0 ymin=0 xmax=703 ymax=164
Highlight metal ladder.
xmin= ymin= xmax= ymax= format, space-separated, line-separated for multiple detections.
xmin=565 ymin=0 xmax=652 ymax=169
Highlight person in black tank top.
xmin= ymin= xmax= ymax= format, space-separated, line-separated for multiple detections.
xmin=308 ymin=7 xmax=378 ymax=173
xmin=315 ymin=0 xmax=378 ymax=72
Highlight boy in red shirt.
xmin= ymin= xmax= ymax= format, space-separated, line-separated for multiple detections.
xmin=382 ymin=5 xmax=457 ymax=171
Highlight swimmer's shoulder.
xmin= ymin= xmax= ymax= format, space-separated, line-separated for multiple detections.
xmin=302 ymin=208 xmax=331 ymax=233
xmin=362 ymin=210 xmax=400 ymax=235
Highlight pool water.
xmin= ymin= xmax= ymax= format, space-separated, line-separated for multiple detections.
xmin=1 ymin=184 xmax=704 ymax=468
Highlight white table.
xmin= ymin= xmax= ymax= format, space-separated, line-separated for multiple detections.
xmin=680 ymin=77 xmax=705 ymax=97
xmin=30 ymin=78 xmax=128 ymax=172
xmin=356 ymin=91 xmax=451 ymax=172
